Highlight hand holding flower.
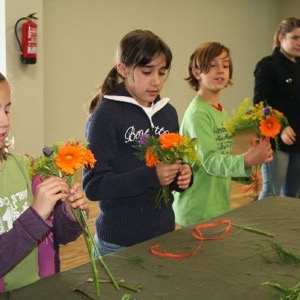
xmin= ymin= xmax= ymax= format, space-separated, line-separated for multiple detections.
xmin=281 ymin=126 xmax=296 ymax=145
xmin=32 ymin=176 xmax=70 ymax=220
xmin=156 ymin=161 xmax=182 ymax=186
xmin=176 ymin=164 xmax=193 ymax=189
xmin=224 ymin=98 xmax=289 ymax=197
xmin=244 ymin=138 xmax=273 ymax=167
xmin=133 ymin=133 xmax=199 ymax=206
xmin=66 ymin=182 xmax=88 ymax=212
xmin=29 ymin=139 xmax=125 ymax=297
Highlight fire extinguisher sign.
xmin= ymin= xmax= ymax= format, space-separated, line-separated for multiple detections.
xmin=27 ymin=25 xmax=37 ymax=54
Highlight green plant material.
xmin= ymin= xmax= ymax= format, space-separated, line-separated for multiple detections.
xmin=121 ymin=294 xmax=137 ymax=300
xmin=231 ymin=223 xmax=275 ymax=237
xmin=155 ymin=273 xmax=174 ymax=279
xmin=86 ymin=277 xmax=141 ymax=293
xmin=260 ymin=255 xmax=273 ymax=264
xmin=271 ymin=242 xmax=300 ymax=265
xmin=262 ymin=281 xmax=300 ymax=299
xmin=73 ymin=288 xmax=96 ymax=300
xmin=118 ymin=283 xmax=143 ymax=293
xmin=126 ymin=256 xmax=144 ymax=265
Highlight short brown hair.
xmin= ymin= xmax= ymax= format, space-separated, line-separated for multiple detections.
xmin=185 ymin=42 xmax=233 ymax=91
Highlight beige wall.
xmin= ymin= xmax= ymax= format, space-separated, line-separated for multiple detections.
xmin=5 ymin=0 xmax=44 ymax=156
xmin=5 ymin=0 xmax=300 ymax=155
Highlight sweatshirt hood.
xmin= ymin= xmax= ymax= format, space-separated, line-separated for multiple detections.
xmin=104 ymin=83 xmax=170 ymax=127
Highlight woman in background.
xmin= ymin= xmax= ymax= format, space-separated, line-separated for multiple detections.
xmin=253 ymin=17 xmax=300 ymax=199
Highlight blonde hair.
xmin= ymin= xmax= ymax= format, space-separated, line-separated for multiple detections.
xmin=0 ymin=72 xmax=12 ymax=161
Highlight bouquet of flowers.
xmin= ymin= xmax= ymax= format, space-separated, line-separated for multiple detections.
xmin=29 ymin=139 xmax=120 ymax=298
xmin=224 ymin=98 xmax=289 ymax=195
xmin=224 ymin=98 xmax=289 ymax=148
xmin=133 ymin=133 xmax=199 ymax=206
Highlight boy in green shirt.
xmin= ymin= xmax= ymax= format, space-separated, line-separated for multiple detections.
xmin=173 ymin=42 xmax=273 ymax=227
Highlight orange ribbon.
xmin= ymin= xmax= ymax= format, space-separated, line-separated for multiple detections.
xmin=150 ymin=219 xmax=232 ymax=259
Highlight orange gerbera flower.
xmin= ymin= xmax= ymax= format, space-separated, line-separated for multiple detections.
xmin=259 ymin=116 xmax=281 ymax=138
xmin=159 ymin=133 xmax=183 ymax=149
xmin=145 ymin=146 xmax=159 ymax=167
xmin=83 ymin=148 xmax=97 ymax=168
xmin=55 ymin=145 xmax=84 ymax=175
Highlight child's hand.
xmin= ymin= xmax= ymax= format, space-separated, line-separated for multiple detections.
xmin=281 ymin=126 xmax=296 ymax=145
xmin=176 ymin=164 xmax=192 ymax=189
xmin=156 ymin=161 xmax=181 ymax=186
xmin=244 ymin=139 xmax=273 ymax=167
xmin=67 ymin=182 xmax=89 ymax=211
xmin=32 ymin=177 xmax=69 ymax=220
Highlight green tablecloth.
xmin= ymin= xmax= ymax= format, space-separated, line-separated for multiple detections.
xmin=1 ymin=196 xmax=300 ymax=300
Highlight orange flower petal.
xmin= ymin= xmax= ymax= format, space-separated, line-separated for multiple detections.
xmin=259 ymin=116 xmax=281 ymax=138
xmin=159 ymin=133 xmax=183 ymax=149
xmin=83 ymin=149 xmax=97 ymax=168
xmin=145 ymin=147 xmax=159 ymax=167
xmin=55 ymin=145 xmax=84 ymax=175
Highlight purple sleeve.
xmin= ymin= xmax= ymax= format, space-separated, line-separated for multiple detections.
xmin=52 ymin=201 xmax=83 ymax=245
xmin=0 ymin=207 xmax=50 ymax=277
xmin=32 ymin=174 xmax=41 ymax=194
xmin=32 ymin=175 xmax=83 ymax=245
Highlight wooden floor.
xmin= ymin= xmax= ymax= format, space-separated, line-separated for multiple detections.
xmin=60 ymin=130 xmax=259 ymax=271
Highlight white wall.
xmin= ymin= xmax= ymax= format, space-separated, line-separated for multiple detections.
xmin=5 ymin=0 xmax=300 ymax=155
xmin=0 ymin=0 xmax=6 ymax=75
xmin=5 ymin=0 xmax=44 ymax=156
xmin=42 ymin=0 xmax=280 ymax=144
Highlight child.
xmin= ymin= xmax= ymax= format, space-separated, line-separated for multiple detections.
xmin=173 ymin=42 xmax=273 ymax=227
xmin=253 ymin=17 xmax=300 ymax=199
xmin=83 ymin=29 xmax=192 ymax=256
xmin=0 ymin=72 xmax=88 ymax=292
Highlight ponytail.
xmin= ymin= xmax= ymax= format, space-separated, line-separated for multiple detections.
xmin=88 ymin=67 xmax=120 ymax=114
xmin=88 ymin=29 xmax=172 ymax=114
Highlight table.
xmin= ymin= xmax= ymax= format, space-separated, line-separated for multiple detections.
xmin=1 ymin=196 xmax=300 ymax=300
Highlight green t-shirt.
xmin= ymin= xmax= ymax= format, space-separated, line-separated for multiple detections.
xmin=173 ymin=97 xmax=250 ymax=227
xmin=0 ymin=154 xmax=39 ymax=291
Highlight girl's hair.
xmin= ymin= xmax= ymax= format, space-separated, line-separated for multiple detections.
xmin=88 ymin=29 xmax=172 ymax=114
xmin=185 ymin=42 xmax=233 ymax=92
xmin=273 ymin=17 xmax=300 ymax=49
xmin=0 ymin=72 xmax=11 ymax=161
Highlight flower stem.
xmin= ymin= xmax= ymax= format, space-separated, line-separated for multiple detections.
xmin=266 ymin=163 xmax=275 ymax=198
xmin=67 ymin=176 xmax=120 ymax=296
xmin=231 ymin=223 xmax=275 ymax=237
xmin=92 ymin=236 xmax=120 ymax=292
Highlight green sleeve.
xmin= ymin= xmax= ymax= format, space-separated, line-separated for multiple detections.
xmin=182 ymin=107 xmax=251 ymax=178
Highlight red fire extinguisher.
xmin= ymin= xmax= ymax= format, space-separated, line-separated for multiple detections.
xmin=14 ymin=13 xmax=38 ymax=64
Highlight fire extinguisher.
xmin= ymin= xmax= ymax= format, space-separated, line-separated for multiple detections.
xmin=14 ymin=13 xmax=38 ymax=64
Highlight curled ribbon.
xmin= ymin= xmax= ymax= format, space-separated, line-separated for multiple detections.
xmin=150 ymin=219 xmax=232 ymax=259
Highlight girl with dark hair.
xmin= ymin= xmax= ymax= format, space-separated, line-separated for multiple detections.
xmin=253 ymin=17 xmax=300 ymax=199
xmin=83 ymin=29 xmax=192 ymax=256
